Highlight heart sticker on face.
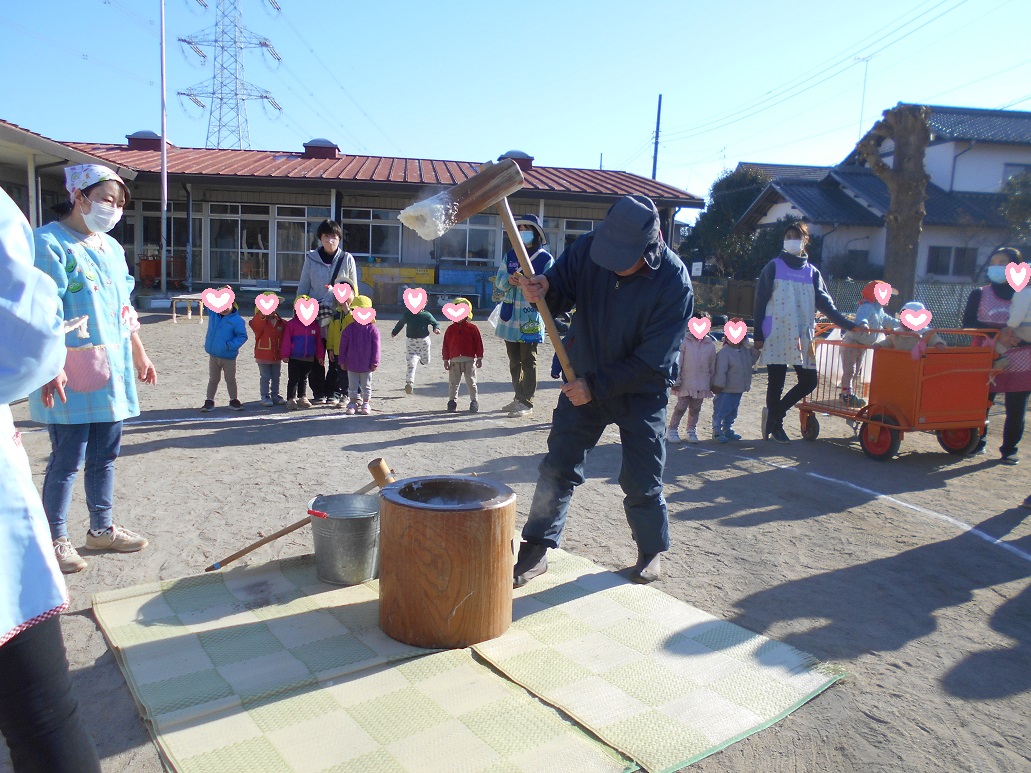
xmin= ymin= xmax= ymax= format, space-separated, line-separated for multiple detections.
xmin=404 ymin=287 xmax=428 ymax=314
xmin=688 ymin=317 xmax=711 ymax=340
xmin=873 ymin=282 xmax=893 ymax=306
xmin=332 ymin=283 xmax=354 ymax=306
xmin=202 ymin=287 xmax=235 ymax=314
xmin=256 ymin=294 xmax=279 ymax=315
xmin=442 ymin=303 xmax=470 ymax=322
xmin=723 ymin=319 xmax=747 ymax=345
xmin=294 ymin=297 xmax=319 ymax=326
xmin=352 ymin=308 xmax=376 ymax=325
xmin=1007 ymin=262 xmax=1030 ymax=293
xmin=899 ymin=308 xmax=931 ymax=331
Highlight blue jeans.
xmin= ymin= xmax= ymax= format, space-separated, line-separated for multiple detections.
xmin=42 ymin=422 xmax=122 ymax=540
xmin=712 ymin=392 xmax=743 ymax=435
xmin=257 ymin=362 xmax=282 ymax=400
xmin=522 ymin=392 xmax=670 ymax=555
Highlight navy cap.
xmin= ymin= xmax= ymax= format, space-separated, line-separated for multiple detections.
xmin=590 ymin=195 xmax=661 ymax=272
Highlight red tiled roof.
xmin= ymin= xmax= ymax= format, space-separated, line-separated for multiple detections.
xmin=67 ymin=142 xmax=702 ymax=207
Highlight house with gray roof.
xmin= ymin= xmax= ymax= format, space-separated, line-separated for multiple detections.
xmin=735 ymin=104 xmax=1027 ymax=282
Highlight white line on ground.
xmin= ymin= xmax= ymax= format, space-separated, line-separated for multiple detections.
xmin=693 ymin=447 xmax=1031 ymax=566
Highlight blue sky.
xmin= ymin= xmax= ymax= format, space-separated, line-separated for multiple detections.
xmin=1 ymin=0 xmax=1028 ymax=221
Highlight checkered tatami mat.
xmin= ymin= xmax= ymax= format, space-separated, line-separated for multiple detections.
xmin=93 ymin=552 xmax=843 ymax=772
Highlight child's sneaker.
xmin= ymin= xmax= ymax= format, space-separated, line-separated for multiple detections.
xmin=717 ymin=434 xmax=732 ymax=443
xmin=359 ymin=402 xmax=371 ymax=415
xmin=286 ymin=398 xmax=299 ymax=411
xmin=724 ymin=429 xmax=742 ymax=441
xmin=298 ymin=397 xmax=313 ymax=409
xmin=331 ymin=396 xmax=346 ymax=409
xmin=272 ymin=395 xmax=287 ymax=405
xmin=200 ymin=399 xmax=215 ymax=413
xmin=85 ymin=525 xmax=148 ymax=552
xmin=469 ymin=401 xmax=479 ymax=413
xmin=229 ymin=399 xmax=244 ymax=411
xmin=345 ymin=402 xmax=358 ymax=415
xmin=260 ymin=397 xmax=274 ymax=407
xmin=686 ymin=430 xmax=701 ymax=444
xmin=447 ymin=400 xmax=457 ymax=413
xmin=405 ymin=382 xmax=413 ymax=395
xmin=312 ymin=396 xmax=326 ymax=406
xmin=53 ymin=537 xmax=88 ymax=573
xmin=667 ymin=428 xmax=682 ymax=444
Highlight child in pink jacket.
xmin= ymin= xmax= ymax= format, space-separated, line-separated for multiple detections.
xmin=668 ymin=312 xmax=717 ymax=444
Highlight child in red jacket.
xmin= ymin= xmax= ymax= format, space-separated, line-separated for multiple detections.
xmin=442 ymin=297 xmax=483 ymax=412
xmin=248 ymin=293 xmax=287 ymax=407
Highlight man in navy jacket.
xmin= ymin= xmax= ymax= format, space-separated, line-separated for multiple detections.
xmin=514 ymin=195 xmax=693 ymax=585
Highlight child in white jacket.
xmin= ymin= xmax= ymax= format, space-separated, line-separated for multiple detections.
xmin=668 ymin=313 xmax=717 ymax=444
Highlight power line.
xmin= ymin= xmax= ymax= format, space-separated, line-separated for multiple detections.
xmin=274 ymin=8 xmax=402 ymax=154
xmin=0 ymin=14 xmax=156 ymax=87
xmin=662 ymin=0 xmax=969 ymax=144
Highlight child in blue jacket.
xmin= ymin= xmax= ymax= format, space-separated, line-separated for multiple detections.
xmin=202 ymin=296 xmax=248 ymax=412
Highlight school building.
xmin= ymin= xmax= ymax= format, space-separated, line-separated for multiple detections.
xmin=0 ymin=118 xmax=702 ymax=307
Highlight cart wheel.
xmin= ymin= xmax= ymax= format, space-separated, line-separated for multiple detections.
xmin=801 ymin=414 xmax=820 ymax=441
xmin=860 ymin=414 xmax=901 ymax=461
xmin=936 ymin=428 xmax=981 ymax=455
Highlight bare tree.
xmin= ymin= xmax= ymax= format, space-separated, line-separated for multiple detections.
xmin=857 ymin=104 xmax=930 ymax=310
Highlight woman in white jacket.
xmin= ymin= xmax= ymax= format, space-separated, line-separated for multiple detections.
xmin=0 ymin=189 xmax=100 ymax=771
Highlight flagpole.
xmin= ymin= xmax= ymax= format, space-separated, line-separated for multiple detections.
xmin=160 ymin=0 xmax=169 ymax=296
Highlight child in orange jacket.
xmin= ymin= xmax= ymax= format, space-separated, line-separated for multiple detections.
xmin=441 ymin=298 xmax=483 ymax=413
xmin=249 ymin=293 xmax=287 ymax=406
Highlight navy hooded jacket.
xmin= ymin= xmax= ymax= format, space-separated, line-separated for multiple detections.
xmin=541 ymin=233 xmax=693 ymax=401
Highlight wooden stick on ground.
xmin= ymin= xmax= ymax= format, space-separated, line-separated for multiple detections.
xmin=495 ymin=197 xmax=576 ymax=382
xmin=205 ymin=458 xmax=396 ymax=572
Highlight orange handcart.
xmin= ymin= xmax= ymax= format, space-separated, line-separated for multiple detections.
xmin=797 ymin=324 xmax=1000 ymax=461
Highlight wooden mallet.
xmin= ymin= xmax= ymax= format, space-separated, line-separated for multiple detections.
xmin=398 ymin=159 xmax=575 ymax=381
xmin=205 ymin=458 xmax=396 ymax=572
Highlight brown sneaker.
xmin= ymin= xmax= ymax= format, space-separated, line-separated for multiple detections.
xmin=85 ymin=525 xmax=148 ymax=553
xmin=53 ymin=537 xmax=88 ymax=573
xmin=513 ymin=542 xmax=549 ymax=588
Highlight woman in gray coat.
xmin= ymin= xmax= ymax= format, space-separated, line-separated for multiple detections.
xmin=296 ymin=220 xmax=357 ymax=403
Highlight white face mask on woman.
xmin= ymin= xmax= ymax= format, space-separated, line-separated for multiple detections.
xmin=783 ymin=238 xmax=804 ymax=255
xmin=81 ymin=198 xmax=123 ymax=234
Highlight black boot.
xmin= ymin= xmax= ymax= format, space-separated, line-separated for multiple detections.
xmin=630 ymin=551 xmax=662 ymax=584
xmin=513 ymin=541 xmax=548 ymax=588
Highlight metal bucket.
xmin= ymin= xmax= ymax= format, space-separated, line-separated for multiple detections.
xmin=307 ymin=494 xmax=380 ymax=585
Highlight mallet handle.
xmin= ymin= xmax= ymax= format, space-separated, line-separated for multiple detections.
xmin=204 ymin=459 xmax=396 ymax=572
xmin=496 ymin=197 xmax=576 ymax=382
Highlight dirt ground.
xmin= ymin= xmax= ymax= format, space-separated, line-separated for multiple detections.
xmin=3 ymin=310 xmax=1030 ymax=773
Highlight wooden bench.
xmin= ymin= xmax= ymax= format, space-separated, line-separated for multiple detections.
xmin=422 ymin=284 xmax=481 ymax=309
xmin=171 ymin=293 xmax=205 ymax=323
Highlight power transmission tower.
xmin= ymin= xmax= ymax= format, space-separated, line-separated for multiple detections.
xmin=178 ymin=0 xmax=282 ymax=149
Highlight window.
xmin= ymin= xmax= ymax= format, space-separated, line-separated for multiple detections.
xmin=563 ymin=219 xmax=594 ymax=252
xmin=340 ymin=209 xmax=403 ymax=263
xmin=927 ymin=246 xmax=978 ymax=277
xmin=276 ymin=205 xmax=338 ymax=282
xmin=436 ymin=214 xmax=497 ymax=265
xmin=138 ymin=203 xmax=197 ymax=289
xmin=1003 ymin=164 xmax=1031 ymax=184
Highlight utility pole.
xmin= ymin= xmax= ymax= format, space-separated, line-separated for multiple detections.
xmin=651 ymin=94 xmax=662 ymax=180
xmin=855 ymin=56 xmax=873 ymax=142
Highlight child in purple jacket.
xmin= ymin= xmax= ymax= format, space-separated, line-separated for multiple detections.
xmin=338 ymin=295 xmax=380 ymax=415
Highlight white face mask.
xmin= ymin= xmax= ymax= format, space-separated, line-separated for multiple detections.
xmin=783 ymin=238 xmax=804 ymax=255
xmin=81 ymin=198 xmax=122 ymax=234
